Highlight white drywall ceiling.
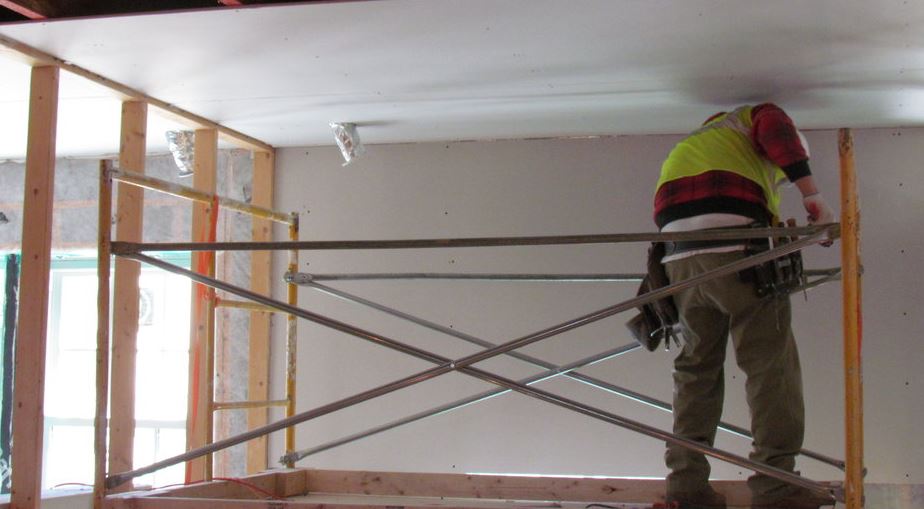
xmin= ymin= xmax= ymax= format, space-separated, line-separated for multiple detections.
xmin=1 ymin=0 xmax=923 ymax=158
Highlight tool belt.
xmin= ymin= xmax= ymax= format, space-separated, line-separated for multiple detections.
xmin=625 ymin=221 xmax=805 ymax=351
xmin=738 ymin=221 xmax=805 ymax=297
xmin=625 ymin=242 xmax=680 ymax=352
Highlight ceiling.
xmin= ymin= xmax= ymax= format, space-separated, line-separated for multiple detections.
xmin=1 ymin=0 xmax=923 ymax=158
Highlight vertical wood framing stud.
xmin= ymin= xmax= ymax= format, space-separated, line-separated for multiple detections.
xmin=108 ymin=100 xmax=148 ymax=491
xmin=247 ymin=150 xmax=275 ymax=473
xmin=10 ymin=64 xmax=59 ymax=509
xmin=186 ymin=128 xmax=218 ymax=483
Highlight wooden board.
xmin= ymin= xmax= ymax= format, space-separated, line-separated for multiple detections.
xmin=186 ymin=128 xmax=218 ymax=483
xmin=102 ymin=469 xmax=770 ymax=509
xmin=108 ymin=100 xmax=148 ymax=491
xmin=9 ymin=64 xmax=58 ymax=509
xmin=247 ymin=150 xmax=275 ymax=473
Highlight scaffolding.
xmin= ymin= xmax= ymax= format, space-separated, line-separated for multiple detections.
xmin=95 ymin=165 xmax=301 ymax=499
xmin=90 ymin=129 xmax=863 ymax=508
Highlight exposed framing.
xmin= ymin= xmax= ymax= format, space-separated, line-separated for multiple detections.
xmin=108 ymin=100 xmax=148 ymax=492
xmin=0 ymin=34 xmax=273 ymax=153
xmin=246 ymin=151 xmax=274 ymax=473
xmin=186 ymin=128 xmax=219 ymax=483
xmin=10 ymin=64 xmax=58 ymax=509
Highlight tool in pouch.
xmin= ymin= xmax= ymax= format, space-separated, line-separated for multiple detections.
xmin=626 ymin=220 xmax=807 ymax=352
xmin=625 ymin=242 xmax=681 ymax=352
xmin=738 ymin=218 xmax=807 ymax=299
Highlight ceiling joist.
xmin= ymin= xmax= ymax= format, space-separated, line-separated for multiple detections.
xmin=0 ymin=0 xmax=47 ymax=19
xmin=0 ymin=32 xmax=274 ymax=153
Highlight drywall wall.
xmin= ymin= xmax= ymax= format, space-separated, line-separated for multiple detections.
xmin=269 ymin=128 xmax=922 ymax=486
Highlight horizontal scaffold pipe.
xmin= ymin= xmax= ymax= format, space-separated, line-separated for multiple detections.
xmin=286 ymin=268 xmax=842 ymax=283
xmin=110 ymin=224 xmax=839 ymax=254
xmin=110 ymin=169 xmax=294 ymax=225
xmin=107 ymin=227 xmax=840 ymax=502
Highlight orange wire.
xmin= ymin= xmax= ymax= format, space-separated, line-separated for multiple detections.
xmin=152 ymin=476 xmax=283 ymax=500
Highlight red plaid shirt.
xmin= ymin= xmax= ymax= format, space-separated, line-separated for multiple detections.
xmin=654 ymin=103 xmax=811 ymax=228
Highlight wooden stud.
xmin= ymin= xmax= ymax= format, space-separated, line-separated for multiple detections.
xmin=247 ymin=150 xmax=274 ymax=473
xmin=0 ymin=0 xmax=49 ymax=19
xmin=186 ymin=129 xmax=218 ymax=483
xmin=9 ymin=64 xmax=58 ymax=509
xmin=108 ymin=100 xmax=148 ymax=492
xmin=0 ymin=34 xmax=273 ymax=153
xmin=93 ymin=160 xmax=113 ymax=509
xmin=838 ymin=128 xmax=864 ymax=509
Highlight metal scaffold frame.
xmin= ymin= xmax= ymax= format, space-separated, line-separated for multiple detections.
xmin=90 ymin=129 xmax=863 ymax=509
xmin=94 ymin=165 xmax=302 ymax=501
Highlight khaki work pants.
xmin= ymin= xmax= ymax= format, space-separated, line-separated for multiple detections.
xmin=663 ymin=251 xmax=805 ymax=498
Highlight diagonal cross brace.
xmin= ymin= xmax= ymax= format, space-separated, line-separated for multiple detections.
xmin=106 ymin=227 xmax=841 ymax=501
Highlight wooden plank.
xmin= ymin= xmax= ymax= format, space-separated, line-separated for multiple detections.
xmin=108 ymin=100 xmax=148 ymax=492
xmin=302 ymin=469 xmax=758 ymax=506
xmin=108 ymin=498 xmax=501 ymax=509
xmin=838 ymin=128 xmax=864 ymax=509
xmin=9 ymin=64 xmax=58 ymax=509
xmin=0 ymin=0 xmax=49 ymax=19
xmin=186 ymin=128 xmax=218 ymax=483
xmin=0 ymin=33 xmax=273 ymax=153
xmin=247 ymin=150 xmax=274 ymax=474
xmin=94 ymin=160 xmax=114 ymax=509
xmin=105 ymin=470 xmax=304 ymax=503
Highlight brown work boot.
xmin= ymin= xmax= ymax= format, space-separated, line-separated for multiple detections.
xmin=666 ymin=485 xmax=727 ymax=509
xmin=750 ymin=485 xmax=835 ymax=509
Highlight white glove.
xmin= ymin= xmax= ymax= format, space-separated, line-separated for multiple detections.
xmin=803 ymin=193 xmax=835 ymax=246
xmin=803 ymin=193 xmax=835 ymax=224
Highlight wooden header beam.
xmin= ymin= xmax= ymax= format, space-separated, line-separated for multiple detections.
xmin=0 ymin=33 xmax=274 ymax=153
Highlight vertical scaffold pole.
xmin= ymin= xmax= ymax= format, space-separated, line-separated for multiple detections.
xmin=94 ymin=160 xmax=113 ymax=509
xmin=838 ymin=128 xmax=864 ymax=509
xmin=284 ymin=214 xmax=299 ymax=467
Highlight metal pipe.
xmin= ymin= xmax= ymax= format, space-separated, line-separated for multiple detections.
xmin=287 ymin=268 xmax=842 ymax=284
xmin=109 ymin=168 xmax=293 ymax=225
xmin=283 ymin=343 xmax=640 ymax=463
xmin=110 ymin=224 xmax=838 ymax=254
xmin=107 ymin=229 xmax=839 ymax=500
xmin=839 ymin=128 xmax=864 ymax=509
xmin=293 ymin=272 xmax=649 ymax=282
xmin=93 ymin=160 xmax=113 ymax=509
xmin=213 ymin=400 xmax=289 ymax=411
xmin=296 ymin=278 xmax=846 ymax=471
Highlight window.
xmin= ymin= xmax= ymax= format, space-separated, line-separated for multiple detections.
xmin=42 ymin=254 xmax=191 ymax=489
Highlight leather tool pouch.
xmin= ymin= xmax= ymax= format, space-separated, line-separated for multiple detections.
xmin=738 ymin=223 xmax=805 ymax=297
xmin=626 ymin=242 xmax=680 ymax=351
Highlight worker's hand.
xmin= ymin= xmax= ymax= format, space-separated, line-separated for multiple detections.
xmin=803 ymin=193 xmax=835 ymax=246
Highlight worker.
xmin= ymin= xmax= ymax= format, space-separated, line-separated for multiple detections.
xmin=653 ymin=104 xmax=836 ymax=509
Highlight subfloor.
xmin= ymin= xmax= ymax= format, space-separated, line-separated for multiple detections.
xmin=100 ymin=468 xmax=846 ymax=509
